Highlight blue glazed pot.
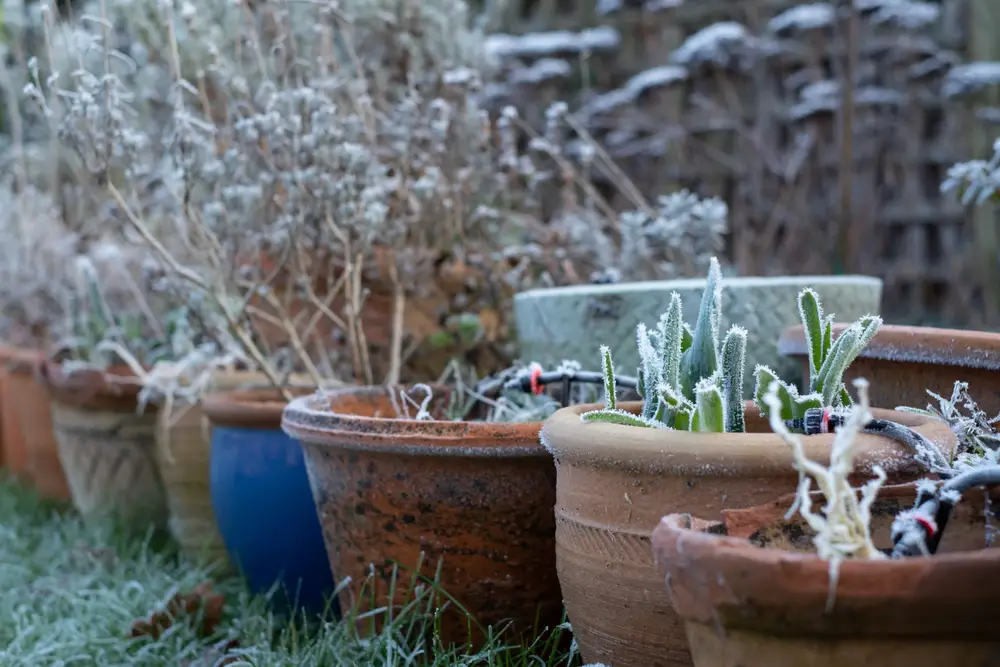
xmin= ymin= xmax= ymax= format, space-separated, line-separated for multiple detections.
xmin=204 ymin=390 xmax=337 ymax=617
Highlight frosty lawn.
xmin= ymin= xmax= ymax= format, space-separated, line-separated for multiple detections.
xmin=0 ymin=475 xmax=579 ymax=666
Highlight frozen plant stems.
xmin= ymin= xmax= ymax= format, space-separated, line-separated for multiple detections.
xmin=764 ymin=377 xmax=886 ymax=611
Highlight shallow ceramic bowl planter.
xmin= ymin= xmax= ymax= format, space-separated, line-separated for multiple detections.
xmin=539 ymin=400 xmax=955 ymax=667
xmin=2 ymin=348 xmax=70 ymax=499
xmin=651 ymin=484 xmax=1000 ymax=667
xmin=515 ymin=275 xmax=882 ymax=394
xmin=204 ymin=388 xmax=336 ymax=616
xmin=281 ymin=385 xmax=562 ymax=648
xmin=37 ymin=362 xmax=168 ymax=525
xmin=780 ymin=323 xmax=1000 ymax=415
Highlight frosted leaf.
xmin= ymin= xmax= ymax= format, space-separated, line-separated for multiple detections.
xmin=484 ymin=27 xmax=621 ymax=60
xmin=767 ymin=4 xmax=835 ymax=35
xmin=943 ymin=62 xmax=1000 ymax=99
xmin=669 ymin=22 xmax=757 ymax=69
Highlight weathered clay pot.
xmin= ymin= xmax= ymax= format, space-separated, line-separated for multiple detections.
xmin=38 ymin=362 xmax=167 ymax=526
xmin=2 ymin=348 xmax=70 ymax=499
xmin=539 ymin=401 xmax=955 ymax=667
xmin=779 ymin=323 xmax=1000 ymax=416
xmin=515 ymin=275 xmax=882 ymax=395
xmin=651 ymin=484 xmax=1000 ymax=667
xmin=281 ymin=385 xmax=562 ymax=648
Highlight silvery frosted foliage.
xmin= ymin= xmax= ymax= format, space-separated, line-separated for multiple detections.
xmin=0 ymin=179 xmax=80 ymax=343
xmin=941 ymin=137 xmax=1000 ymax=206
xmin=618 ymin=189 xmax=729 ymax=280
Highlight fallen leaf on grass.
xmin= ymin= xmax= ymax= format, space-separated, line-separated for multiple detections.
xmin=130 ymin=581 xmax=226 ymax=640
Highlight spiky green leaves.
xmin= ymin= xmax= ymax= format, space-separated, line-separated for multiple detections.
xmin=600 ymin=344 xmax=616 ymax=410
xmin=720 ymin=325 xmax=747 ymax=432
xmin=679 ymin=257 xmax=721 ymax=400
xmin=810 ymin=314 xmax=881 ymax=406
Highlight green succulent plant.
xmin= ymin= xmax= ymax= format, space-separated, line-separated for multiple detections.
xmin=581 ymin=258 xmax=882 ymax=433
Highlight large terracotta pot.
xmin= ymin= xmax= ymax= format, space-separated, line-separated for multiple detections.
xmin=779 ymin=323 xmax=1000 ymax=415
xmin=539 ymin=401 xmax=955 ymax=667
xmin=38 ymin=362 xmax=168 ymax=526
xmin=515 ymin=275 xmax=882 ymax=395
xmin=281 ymin=385 xmax=562 ymax=648
xmin=204 ymin=389 xmax=336 ymax=615
xmin=651 ymin=485 xmax=1000 ymax=667
xmin=3 ymin=348 xmax=70 ymax=499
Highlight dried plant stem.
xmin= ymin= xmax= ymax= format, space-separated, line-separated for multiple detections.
xmin=385 ymin=263 xmax=405 ymax=386
xmin=107 ymin=183 xmax=293 ymax=401
xmin=250 ymin=291 xmax=324 ymax=386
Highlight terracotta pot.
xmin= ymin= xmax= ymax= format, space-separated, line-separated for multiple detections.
xmin=539 ymin=400 xmax=956 ymax=667
xmin=154 ymin=370 xmax=316 ymax=567
xmin=2 ymin=348 xmax=70 ymax=499
xmin=281 ymin=385 xmax=562 ymax=648
xmin=779 ymin=323 xmax=1000 ymax=415
xmin=650 ymin=484 xmax=1000 ymax=667
xmin=204 ymin=388 xmax=336 ymax=615
xmin=0 ymin=346 xmax=30 ymax=482
xmin=37 ymin=361 xmax=168 ymax=526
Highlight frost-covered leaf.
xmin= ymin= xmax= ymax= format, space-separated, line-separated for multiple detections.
xmin=580 ymin=408 xmax=665 ymax=428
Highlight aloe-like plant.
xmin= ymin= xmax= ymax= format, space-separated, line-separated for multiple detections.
xmin=752 ymin=289 xmax=881 ymax=422
xmin=581 ymin=257 xmax=882 ymax=433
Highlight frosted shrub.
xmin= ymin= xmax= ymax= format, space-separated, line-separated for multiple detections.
xmin=941 ymin=137 xmax=1000 ymax=205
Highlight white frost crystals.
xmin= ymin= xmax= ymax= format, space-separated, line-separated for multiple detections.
xmin=763 ymin=377 xmax=887 ymax=611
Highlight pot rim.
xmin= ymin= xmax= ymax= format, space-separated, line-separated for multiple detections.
xmin=203 ymin=388 xmax=310 ymax=430
xmin=515 ymin=275 xmax=883 ymax=301
xmin=540 ymin=400 xmax=955 ymax=476
xmin=0 ymin=345 xmax=42 ymax=374
xmin=650 ymin=499 xmax=1000 ymax=635
xmin=36 ymin=359 xmax=146 ymax=411
xmin=778 ymin=323 xmax=1000 ymax=371
xmin=281 ymin=385 xmax=545 ymax=457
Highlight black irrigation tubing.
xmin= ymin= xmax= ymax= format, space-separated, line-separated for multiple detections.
xmin=891 ymin=465 xmax=1000 ymax=558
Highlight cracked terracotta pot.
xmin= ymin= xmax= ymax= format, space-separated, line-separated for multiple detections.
xmin=37 ymin=361 xmax=168 ymax=526
xmin=539 ymin=401 xmax=956 ymax=667
xmin=779 ymin=323 xmax=1000 ymax=415
xmin=651 ymin=484 xmax=1000 ymax=667
xmin=281 ymin=385 xmax=562 ymax=648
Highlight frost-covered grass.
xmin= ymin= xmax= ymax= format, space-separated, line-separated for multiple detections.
xmin=0 ymin=475 xmax=580 ymax=666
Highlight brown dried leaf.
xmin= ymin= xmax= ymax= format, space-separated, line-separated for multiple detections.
xmin=129 ymin=581 xmax=226 ymax=641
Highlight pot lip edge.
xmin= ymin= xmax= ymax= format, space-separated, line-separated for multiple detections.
xmin=779 ymin=323 xmax=1000 ymax=368
xmin=281 ymin=388 xmax=547 ymax=455
xmin=651 ymin=510 xmax=1000 ymax=578
xmin=540 ymin=400 xmax=953 ymax=470
xmin=515 ymin=275 xmax=884 ymax=301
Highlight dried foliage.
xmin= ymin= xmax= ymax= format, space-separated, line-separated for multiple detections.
xmin=2 ymin=0 xmax=729 ymax=392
